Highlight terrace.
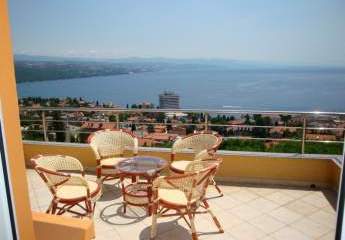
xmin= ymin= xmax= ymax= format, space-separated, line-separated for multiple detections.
xmin=20 ymin=107 xmax=344 ymax=239
xmin=26 ymin=168 xmax=337 ymax=240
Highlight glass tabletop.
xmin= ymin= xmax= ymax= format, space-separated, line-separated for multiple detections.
xmin=117 ymin=156 xmax=168 ymax=176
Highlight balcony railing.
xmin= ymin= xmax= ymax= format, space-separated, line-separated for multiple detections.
xmin=19 ymin=107 xmax=345 ymax=155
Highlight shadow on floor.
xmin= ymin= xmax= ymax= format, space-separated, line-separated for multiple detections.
xmin=99 ymin=202 xmax=147 ymax=225
xmin=98 ymin=185 xmax=122 ymax=202
xmin=140 ymin=221 xmax=191 ymax=240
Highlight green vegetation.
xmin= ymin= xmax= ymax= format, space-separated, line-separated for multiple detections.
xmin=155 ymin=141 xmax=173 ymax=148
xmin=304 ymin=142 xmax=343 ymax=155
xmin=220 ymin=139 xmax=266 ymax=152
xmin=22 ymin=132 xmax=44 ymax=141
xmin=220 ymin=139 xmax=343 ymax=155
xmin=268 ymin=141 xmax=301 ymax=153
xmin=210 ymin=115 xmax=235 ymax=124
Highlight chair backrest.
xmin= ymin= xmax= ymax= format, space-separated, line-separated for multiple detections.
xmin=171 ymin=132 xmax=222 ymax=160
xmin=88 ymin=129 xmax=138 ymax=159
xmin=185 ymin=158 xmax=222 ymax=173
xmin=159 ymin=163 xmax=217 ymax=204
xmin=31 ymin=155 xmax=84 ymax=193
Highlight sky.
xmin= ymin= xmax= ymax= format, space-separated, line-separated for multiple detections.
xmin=8 ymin=0 xmax=345 ymax=66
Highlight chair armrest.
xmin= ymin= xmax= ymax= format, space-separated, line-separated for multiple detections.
xmin=133 ymin=138 xmax=139 ymax=155
xmin=65 ymin=175 xmax=92 ymax=198
xmin=171 ymin=137 xmax=183 ymax=155
xmin=65 ymin=175 xmax=89 ymax=188
xmin=194 ymin=149 xmax=215 ymax=160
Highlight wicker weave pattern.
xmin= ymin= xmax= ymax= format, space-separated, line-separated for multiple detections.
xmin=154 ymin=165 xmax=215 ymax=204
xmin=89 ymin=129 xmax=138 ymax=159
xmin=45 ymin=174 xmax=69 ymax=188
xmin=33 ymin=155 xmax=84 ymax=187
xmin=65 ymin=175 xmax=89 ymax=187
xmin=186 ymin=160 xmax=220 ymax=197
xmin=185 ymin=160 xmax=213 ymax=173
xmin=34 ymin=155 xmax=84 ymax=172
xmin=123 ymin=183 xmax=150 ymax=205
xmin=194 ymin=149 xmax=215 ymax=160
xmin=172 ymin=133 xmax=221 ymax=156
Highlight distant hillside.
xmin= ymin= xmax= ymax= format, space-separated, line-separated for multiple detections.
xmin=14 ymin=59 xmax=159 ymax=83
xmin=14 ymin=55 xmax=345 ymax=83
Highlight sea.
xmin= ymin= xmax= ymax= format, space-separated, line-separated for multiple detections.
xmin=16 ymin=66 xmax=345 ymax=112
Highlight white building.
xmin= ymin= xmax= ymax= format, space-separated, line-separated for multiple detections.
xmin=159 ymin=91 xmax=180 ymax=109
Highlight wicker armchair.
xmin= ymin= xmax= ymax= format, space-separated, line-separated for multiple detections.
xmin=150 ymin=161 xmax=224 ymax=240
xmin=170 ymin=131 xmax=223 ymax=195
xmin=31 ymin=155 xmax=101 ymax=217
xmin=88 ymin=129 xmax=138 ymax=183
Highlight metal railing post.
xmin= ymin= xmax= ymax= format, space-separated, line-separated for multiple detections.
xmin=116 ymin=114 xmax=120 ymax=129
xmin=204 ymin=112 xmax=208 ymax=131
xmin=65 ymin=114 xmax=70 ymax=143
xmin=41 ymin=111 xmax=48 ymax=141
xmin=343 ymin=129 xmax=345 ymax=156
xmin=301 ymin=116 xmax=307 ymax=154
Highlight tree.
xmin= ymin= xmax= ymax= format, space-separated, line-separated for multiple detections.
xmin=244 ymin=114 xmax=251 ymax=125
xmin=52 ymin=111 xmax=65 ymax=142
xmin=252 ymin=114 xmax=271 ymax=138
xmin=109 ymin=115 xmax=117 ymax=122
xmin=147 ymin=124 xmax=155 ymax=133
xmin=119 ymin=113 xmax=128 ymax=122
xmin=280 ymin=115 xmax=292 ymax=126
xmin=186 ymin=125 xmax=196 ymax=135
xmin=166 ymin=119 xmax=172 ymax=131
xmin=156 ymin=113 xmax=166 ymax=123
xmin=131 ymin=123 xmax=136 ymax=132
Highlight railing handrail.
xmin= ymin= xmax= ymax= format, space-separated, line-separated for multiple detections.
xmin=18 ymin=106 xmax=345 ymax=155
xmin=19 ymin=106 xmax=345 ymax=116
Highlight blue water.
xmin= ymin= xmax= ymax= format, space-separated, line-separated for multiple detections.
xmin=17 ymin=67 xmax=345 ymax=111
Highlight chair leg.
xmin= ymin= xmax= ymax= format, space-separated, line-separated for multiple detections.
xmin=203 ymin=200 xmax=224 ymax=233
xmin=123 ymin=202 xmax=127 ymax=214
xmin=46 ymin=201 xmax=53 ymax=213
xmin=211 ymin=177 xmax=223 ymax=197
xmin=51 ymin=201 xmax=58 ymax=214
xmin=93 ymin=202 xmax=96 ymax=216
xmin=85 ymin=200 xmax=92 ymax=217
xmin=96 ymin=166 xmax=102 ymax=182
xmin=187 ymin=210 xmax=198 ymax=240
xmin=150 ymin=203 xmax=158 ymax=240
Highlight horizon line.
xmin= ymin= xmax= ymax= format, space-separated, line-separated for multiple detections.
xmin=13 ymin=53 xmax=345 ymax=68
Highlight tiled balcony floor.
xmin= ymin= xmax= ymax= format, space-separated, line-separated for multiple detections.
xmin=27 ymin=169 xmax=337 ymax=240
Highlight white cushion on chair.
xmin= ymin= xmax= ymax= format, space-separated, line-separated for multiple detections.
xmin=170 ymin=160 xmax=191 ymax=172
xmin=56 ymin=180 xmax=100 ymax=200
xmin=158 ymin=188 xmax=197 ymax=206
xmin=100 ymin=157 xmax=126 ymax=167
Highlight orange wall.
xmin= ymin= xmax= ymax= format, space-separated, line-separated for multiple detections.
xmin=23 ymin=142 xmax=341 ymax=189
xmin=33 ymin=212 xmax=94 ymax=240
xmin=0 ymin=0 xmax=36 ymax=239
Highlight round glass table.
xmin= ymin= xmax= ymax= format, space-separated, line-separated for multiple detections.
xmin=117 ymin=156 xmax=168 ymax=215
